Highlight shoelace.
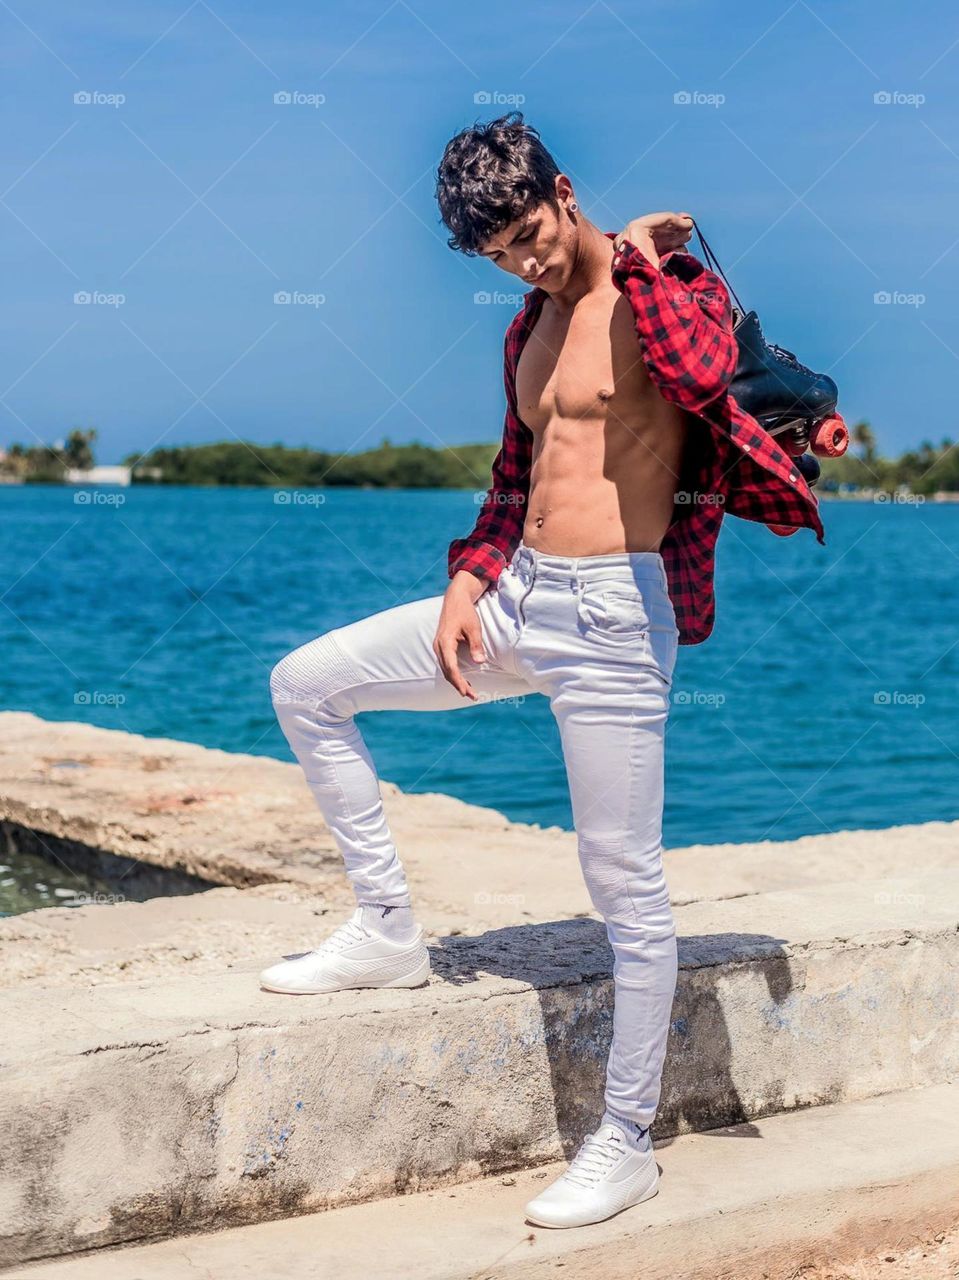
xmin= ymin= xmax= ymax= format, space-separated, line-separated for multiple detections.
xmin=561 ymin=1130 xmax=626 ymax=1189
xmin=768 ymin=342 xmax=816 ymax=377
xmin=311 ymin=916 xmax=369 ymax=957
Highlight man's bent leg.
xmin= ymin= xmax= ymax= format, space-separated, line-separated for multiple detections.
xmin=270 ymin=589 xmax=529 ymax=908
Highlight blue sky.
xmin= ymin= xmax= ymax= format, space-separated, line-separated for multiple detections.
xmin=0 ymin=0 xmax=954 ymax=463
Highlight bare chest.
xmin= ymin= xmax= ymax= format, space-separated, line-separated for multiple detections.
xmin=515 ymin=291 xmax=656 ymax=432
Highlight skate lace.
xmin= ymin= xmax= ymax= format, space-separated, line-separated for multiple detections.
xmin=312 ymin=917 xmax=368 ymax=957
xmin=562 ymin=1130 xmax=625 ymax=1189
xmin=768 ymin=342 xmax=815 ymax=377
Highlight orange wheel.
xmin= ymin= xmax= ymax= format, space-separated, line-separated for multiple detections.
xmin=810 ymin=414 xmax=848 ymax=458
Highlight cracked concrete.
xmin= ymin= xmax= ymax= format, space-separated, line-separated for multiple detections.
xmin=1 ymin=870 xmax=957 ymax=1267
xmin=1 ymin=713 xmax=958 ymax=1269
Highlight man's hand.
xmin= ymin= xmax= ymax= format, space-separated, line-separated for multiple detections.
xmin=614 ymin=212 xmax=694 ymax=268
xmin=433 ymin=571 xmax=489 ymax=701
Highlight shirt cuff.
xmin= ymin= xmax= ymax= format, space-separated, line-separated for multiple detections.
xmin=610 ymin=238 xmax=684 ymax=281
xmin=448 ymin=542 xmax=509 ymax=582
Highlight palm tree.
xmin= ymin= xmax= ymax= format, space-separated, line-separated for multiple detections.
xmin=850 ymin=420 xmax=876 ymax=466
xmin=63 ymin=428 xmax=97 ymax=471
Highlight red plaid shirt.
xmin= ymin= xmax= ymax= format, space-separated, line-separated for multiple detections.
xmin=447 ymin=231 xmax=826 ymax=645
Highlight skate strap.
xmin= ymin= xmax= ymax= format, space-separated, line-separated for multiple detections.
xmin=691 ymin=220 xmax=746 ymax=318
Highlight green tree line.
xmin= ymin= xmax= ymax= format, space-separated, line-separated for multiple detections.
xmin=0 ymin=429 xmax=97 ymax=482
xmin=122 ymin=438 xmax=500 ymax=488
xmin=3 ymin=423 xmax=959 ymax=494
xmin=818 ymin=421 xmax=959 ymax=495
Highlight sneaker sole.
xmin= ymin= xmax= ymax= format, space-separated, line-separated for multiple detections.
xmin=259 ymin=952 xmax=432 ymax=995
xmin=524 ymin=1162 xmax=660 ymax=1229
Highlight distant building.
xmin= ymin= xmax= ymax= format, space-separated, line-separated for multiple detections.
xmin=65 ymin=465 xmax=132 ymax=486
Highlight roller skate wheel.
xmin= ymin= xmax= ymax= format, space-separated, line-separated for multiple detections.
xmin=811 ymin=414 xmax=848 ymax=458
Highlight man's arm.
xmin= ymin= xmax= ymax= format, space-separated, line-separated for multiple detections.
xmin=610 ymin=240 xmax=738 ymax=414
xmin=447 ymin=322 xmax=533 ymax=585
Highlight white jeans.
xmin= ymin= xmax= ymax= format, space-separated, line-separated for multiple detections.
xmin=270 ymin=540 xmax=680 ymax=1130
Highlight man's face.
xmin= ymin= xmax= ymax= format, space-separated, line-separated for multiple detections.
xmin=477 ymin=199 xmax=575 ymax=292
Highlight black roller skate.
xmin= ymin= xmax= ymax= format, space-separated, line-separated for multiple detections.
xmin=692 ymin=222 xmax=849 ymax=497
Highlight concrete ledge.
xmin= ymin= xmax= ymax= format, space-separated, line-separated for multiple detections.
xmin=4 ymin=710 xmax=959 ymax=970
xmin=8 ymin=1081 xmax=959 ymax=1280
xmin=2 ymin=869 xmax=957 ymax=1266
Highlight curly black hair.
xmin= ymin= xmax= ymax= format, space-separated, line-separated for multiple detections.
xmin=435 ymin=112 xmax=561 ymax=256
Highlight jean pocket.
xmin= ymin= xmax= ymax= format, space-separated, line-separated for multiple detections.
xmin=577 ymin=585 xmax=651 ymax=641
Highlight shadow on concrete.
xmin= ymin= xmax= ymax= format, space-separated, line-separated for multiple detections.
xmin=428 ymin=920 xmax=798 ymax=1155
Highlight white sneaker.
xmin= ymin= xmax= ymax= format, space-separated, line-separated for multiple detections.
xmin=524 ymin=1120 xmax=659 ymax=1229
xmin=259 ymin=907 xmax=431 ymax=994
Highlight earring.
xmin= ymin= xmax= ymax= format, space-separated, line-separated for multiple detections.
xmin=569 ymin=201 xmax=578 ymax=212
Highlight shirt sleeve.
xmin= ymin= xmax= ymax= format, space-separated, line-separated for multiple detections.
xmin=447 ymin=317 xmax=533 ymax=584
xmin=610 ymin=241 xmax=738 ymax=413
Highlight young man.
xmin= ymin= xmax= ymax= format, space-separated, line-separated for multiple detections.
xmin=262 ymin=113 xmax=825 ymax=1229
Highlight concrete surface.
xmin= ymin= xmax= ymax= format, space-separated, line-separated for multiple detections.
xmin=6 ymin=1081 xmax=959 ymax=1280
xmin=1 ymin=868 xmax=956 ymax=1267
xmin=3 ymin=709 xmax=959 ymax=988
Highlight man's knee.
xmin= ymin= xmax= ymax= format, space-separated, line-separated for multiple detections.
xmin=577 ymin=830 xmax=673 ymax=936
xmin=577 ymin=831 xmax=631 ymax=920
xmin=269 ymin=631 xmax=361 ymax=719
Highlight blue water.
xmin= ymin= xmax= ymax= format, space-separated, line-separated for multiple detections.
xmin=3 ymin=486 xmax=957 ymax=854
